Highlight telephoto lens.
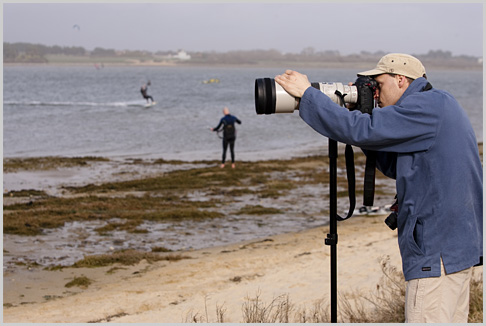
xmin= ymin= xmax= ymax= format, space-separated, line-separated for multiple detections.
xmin=255 ymin=78 xmax=299 ymax=115
xmin=255 ymin=78 xmax=358 ymax=115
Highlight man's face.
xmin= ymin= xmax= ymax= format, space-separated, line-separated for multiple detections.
xmin=373 ymin=74 xmax=406 ymax=108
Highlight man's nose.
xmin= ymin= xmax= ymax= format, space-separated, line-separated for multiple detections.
xmin=374 ymin=89 xmax=380 ymax=99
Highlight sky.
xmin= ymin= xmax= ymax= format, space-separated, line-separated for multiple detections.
xmin=2 ymin=2 xmax=484 ymax=57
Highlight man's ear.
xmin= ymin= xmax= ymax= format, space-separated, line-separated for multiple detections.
xmin=397 ymin=75 xmax=408 ymax=88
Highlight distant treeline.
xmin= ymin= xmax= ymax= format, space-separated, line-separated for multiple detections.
xmin=188 ymin=49 xmax=481 ymax=68
xmin=4 ymin=42 xmax=85 ymax=63
xmin=3 ymin=42 xmax=481 ymax=68
xmin=3 ymin=42 xmax=156 ymax=63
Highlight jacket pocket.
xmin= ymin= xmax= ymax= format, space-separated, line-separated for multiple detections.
xmin=407 ymin=215 xmax=425 ymax=256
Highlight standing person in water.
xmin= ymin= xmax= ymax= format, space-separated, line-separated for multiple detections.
xmin=211 ymin=107 xmax=242 ymax=168
xmin=140 ymin=81 xmax=154 ymax=103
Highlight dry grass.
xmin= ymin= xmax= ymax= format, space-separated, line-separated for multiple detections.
xmin=468 ymin=270 xmax=484 ymax=323
xmin=339 ymin=255 xmax=405 ymax=322
xmin=186 ymin=257 xmax=482 ymax=323
xmin=242 ymin=291 xmax=294 ymax=323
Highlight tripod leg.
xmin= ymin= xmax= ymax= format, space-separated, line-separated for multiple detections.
xmin=326 ymin=139 xmax=338 ymax=323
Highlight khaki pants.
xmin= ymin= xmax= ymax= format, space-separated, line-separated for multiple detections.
xmin=405 ymin=260 xmax=473 ymax=323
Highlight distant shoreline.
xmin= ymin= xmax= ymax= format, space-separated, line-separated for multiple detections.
xmin=3 ymin=60 xmax=482 ymax=71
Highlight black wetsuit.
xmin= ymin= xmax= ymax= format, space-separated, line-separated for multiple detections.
xmin=213 ymin=114 xmax=242 ymax=164
xmin=141 ymin=85 xmax=154 ymax=103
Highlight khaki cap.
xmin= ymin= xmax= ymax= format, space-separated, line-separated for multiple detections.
xmin=358 ymin=53 xmax=426 ymax=79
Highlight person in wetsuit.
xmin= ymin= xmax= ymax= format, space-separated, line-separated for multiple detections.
xmin=141 ymin=81 xmax=154 ymax=103
xmin=211 ymin=107 xmax=242 ymax=168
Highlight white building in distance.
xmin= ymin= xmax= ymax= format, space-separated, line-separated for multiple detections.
xmin=171 ymin=50 xmax=191 ymax=61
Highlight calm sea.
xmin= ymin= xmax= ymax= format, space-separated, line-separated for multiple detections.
xmin=2 ymin=66 xmax=483 ymax=266
xmin=3 ymin=65 xmax=483 ymax=161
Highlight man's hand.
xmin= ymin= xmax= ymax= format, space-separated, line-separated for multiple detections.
xmin=275 ymin=70 xmax=312 ymax=98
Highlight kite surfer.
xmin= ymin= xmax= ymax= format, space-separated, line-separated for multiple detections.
xmin=140 ymin=81 xmax=154 ymax=103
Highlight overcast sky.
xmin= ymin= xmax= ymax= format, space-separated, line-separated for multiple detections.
xmin=2 ymin=2 xmax=484 ymax=57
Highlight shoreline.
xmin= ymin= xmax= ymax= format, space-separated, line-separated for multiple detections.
xmin=6 ymin=213 xmax=480 ymax=323
xmin=3 ymin=147 xmax=483 ymax=323
xmin=4 ymin=61 xmax=482 ymax=71
xmin=3 ymin=152 xmax=401 ymax=323
xmin=4 ymin=151 xmax=398 ymax=268
xmin=3 ymin=215 xmax=406 ymax=323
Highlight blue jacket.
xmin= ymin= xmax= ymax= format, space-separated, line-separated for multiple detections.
xmin=299 ymin=77 xmax=483 ymax=281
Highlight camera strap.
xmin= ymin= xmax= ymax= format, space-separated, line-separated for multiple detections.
xmin=333 ymin=89 xmax=378 ymax=220
xmin=332 ymin=144 xmax=376 ymax=220
xmin=423 ymin=82 xmax=433 ymax=91
xmin=363 ymin=151 xmax=376 ymax=207
xmin=336 ymin=144 xmax=356 ymax=221
xmin=334 ymin=90 xmax=357 ymax=221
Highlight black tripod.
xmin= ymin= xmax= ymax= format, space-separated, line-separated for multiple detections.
xmin=325 ymin=138 xmax=340 ymax=323
xmin=325 ymin=138 xmax=375 ymax=322
xmin=322 ymin=87 xmax=377 ymax=322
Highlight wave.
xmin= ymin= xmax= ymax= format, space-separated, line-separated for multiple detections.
xmin=3 ymin=100 xmax=146 ymax=108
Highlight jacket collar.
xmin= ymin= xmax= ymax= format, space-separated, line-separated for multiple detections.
xmin=396 ymin=77 xmax=429 ymax=106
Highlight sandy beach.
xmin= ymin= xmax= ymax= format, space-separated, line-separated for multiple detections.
xmin=3 ymin=153 xmax=482 ymax=323
xmin=4 ymin=214 xmax=403 ymax=323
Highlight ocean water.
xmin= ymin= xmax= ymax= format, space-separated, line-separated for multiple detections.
xmin=2 ymin=65 xmax=483 ymax=267
xmin=3 ymin=65 xmax=483 ymax=161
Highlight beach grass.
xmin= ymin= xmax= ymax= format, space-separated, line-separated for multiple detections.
xmin=189 ymin=257 xmax=483 ymax=323
xmin=468 ymin=271 xmax=484 ymax=323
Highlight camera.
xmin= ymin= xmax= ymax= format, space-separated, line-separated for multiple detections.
xmin=384 ymin=197 xmax=399 ymax=230
xmin=255 ymin=76 xmax=377 ymax=115
xmin=254 ymin=74 xmax=382 ymax=225
xmin=384 ymin=212 xmax=398 ymax=230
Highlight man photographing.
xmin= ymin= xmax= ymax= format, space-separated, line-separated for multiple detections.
xmin=275 ymin=53 xmax=483 ymax=323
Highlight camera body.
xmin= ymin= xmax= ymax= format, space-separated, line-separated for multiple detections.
xmin=255 ymin=76 xmax=377 ymax=115
xmin=352 ymin=76 xmax=378 ymax=115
